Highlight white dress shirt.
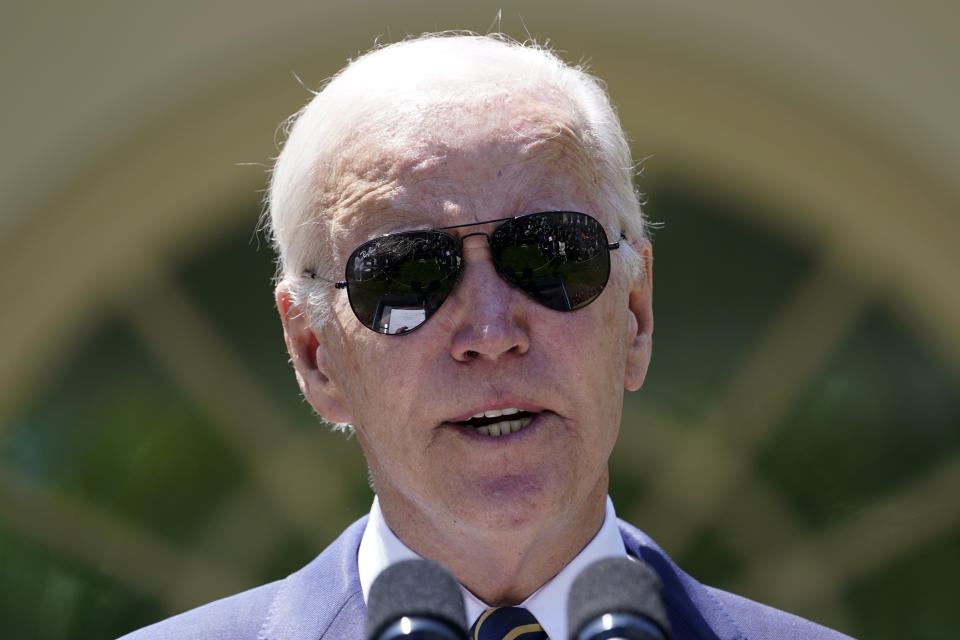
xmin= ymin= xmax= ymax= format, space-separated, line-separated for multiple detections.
xmin=358 ymin=495 xmax=627 ymax=640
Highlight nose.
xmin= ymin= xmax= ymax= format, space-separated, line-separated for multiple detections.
xmin=448 ymin=237 xmax=531 ymax=362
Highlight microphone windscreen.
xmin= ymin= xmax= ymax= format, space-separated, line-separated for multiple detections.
xmin=567 ymin=556 xmax=670 ymax=639
xmin=365 ymin=559 xmax=467 ymax=640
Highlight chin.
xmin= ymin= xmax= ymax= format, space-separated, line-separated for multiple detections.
xmin=454 ymin=472 xmax=570 ymax=531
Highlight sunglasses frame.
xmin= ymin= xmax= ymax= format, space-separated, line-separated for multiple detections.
xmin=305 ymin=211 xmax=624 ymax=335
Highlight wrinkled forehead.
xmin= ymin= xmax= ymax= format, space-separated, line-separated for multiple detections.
xmin=314 ymin=89 xmax=605 ymax=246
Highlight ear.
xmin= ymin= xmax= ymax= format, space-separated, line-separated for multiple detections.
xmin=275 ymin=282 xmax=353 ymax=423
xmin=624 ymin=241 xmax=654 ymax=391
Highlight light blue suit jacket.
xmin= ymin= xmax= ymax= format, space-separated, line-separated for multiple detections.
xmin=119 ymin=517 xmax=853 ymax=639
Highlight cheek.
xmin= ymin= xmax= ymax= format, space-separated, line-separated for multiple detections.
xmin=543 ymin=304 xmax=629 ymax=425
xmin=336 ymin=330 xmax=433 ymax=431
xmin=325 ymin=316 xmax=383 ymax=422
xmin=586 ymin=297 xmax=631 ymax=370
xmin=579 ymin=302 xmax=632 ymax=429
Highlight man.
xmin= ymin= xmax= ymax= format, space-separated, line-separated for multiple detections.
xmin=122 ymin=34 xmax=851 ymax=639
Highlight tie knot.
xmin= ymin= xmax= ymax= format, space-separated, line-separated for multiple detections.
xmin=469 ymin=606 xmax=547 ymax=640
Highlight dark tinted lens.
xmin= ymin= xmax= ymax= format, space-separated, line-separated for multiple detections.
xmin=344 ymin=231 xmax=461 ymax=334
xmin=490 ymin=211 xmax=611 ymax=311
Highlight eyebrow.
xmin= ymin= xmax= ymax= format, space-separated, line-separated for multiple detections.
xmin=337 ymin=205 xmax=433 ymax=240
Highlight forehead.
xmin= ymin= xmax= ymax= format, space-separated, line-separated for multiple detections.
xmin=317 ymin=93 xmax=605 ymax=246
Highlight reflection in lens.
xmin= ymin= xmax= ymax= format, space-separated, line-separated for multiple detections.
xmin=491 ymin=212 xmax=610 ymax=311
xmin=344 ymin=231 xmax=460 ymax=334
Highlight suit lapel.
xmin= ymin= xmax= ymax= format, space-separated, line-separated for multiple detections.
xmin=259 ymin=517 xmax=368 ymax=640
xmin=258 ymin=515 xmax=743 ymax=640
xmin=619 ymin=520 xmax=741 ymax=640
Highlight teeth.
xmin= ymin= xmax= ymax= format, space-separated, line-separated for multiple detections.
xmin=471 ymin=407 xmax=521 ymax=420
xmin=474 ymin=415 xmax=534 ymax=437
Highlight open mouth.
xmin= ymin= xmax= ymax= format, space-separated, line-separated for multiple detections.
xmin=456 ymin=407 xmax=537 ymax=437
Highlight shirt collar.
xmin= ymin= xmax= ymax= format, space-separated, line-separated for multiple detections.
xmin=358 ymin=496 xmax=627 ymax=640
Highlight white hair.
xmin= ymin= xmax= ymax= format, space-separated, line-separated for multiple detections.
xmin=266 ymin=32 xmax=646 ymax=328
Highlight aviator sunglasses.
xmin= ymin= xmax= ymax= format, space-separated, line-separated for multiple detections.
xmin=306 ymin=210 xmax=623 ymax=335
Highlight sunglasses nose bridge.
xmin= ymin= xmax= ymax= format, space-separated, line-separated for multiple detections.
xmin=458 ymin=230 xmax=491 ymax=248
xmin=456 ymin=231 xmax=494 ymax=269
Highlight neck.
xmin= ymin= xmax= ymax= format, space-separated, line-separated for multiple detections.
xmin=376 ymin=480 xmax=608 ymax=605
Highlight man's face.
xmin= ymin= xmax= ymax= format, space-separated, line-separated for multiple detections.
xmin=292 ymin=96 xmax=652 ymax=539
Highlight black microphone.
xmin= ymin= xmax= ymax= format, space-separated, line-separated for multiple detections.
xmin=365 ymin=559 xmax=469 ymax=640
xmin=567 ymin=557 xmax=671 ymax=640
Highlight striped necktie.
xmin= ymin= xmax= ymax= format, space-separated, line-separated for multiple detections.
xmin=469 ymin=606 xmax=548 ymax=640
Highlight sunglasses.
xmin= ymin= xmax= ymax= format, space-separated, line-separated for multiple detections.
xmin=306 ymin=210 xmax=622 ymax=335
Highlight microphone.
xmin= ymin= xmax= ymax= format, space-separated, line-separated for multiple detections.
xmin=365 ymin=559 xmax=468 ymax=640
xmin=567 ymin=557 xmax=671 ymax=640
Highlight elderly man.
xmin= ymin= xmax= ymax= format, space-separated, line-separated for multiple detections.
xmin=122 ymin=34 xmax=851 ymax=640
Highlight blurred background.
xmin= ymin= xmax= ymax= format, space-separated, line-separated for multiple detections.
xmin=2 ymin=2 xmax=958 ymax=638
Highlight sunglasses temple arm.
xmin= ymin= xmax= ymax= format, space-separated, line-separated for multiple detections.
xmin=304 ymin=271 xmax=348 ymax=289
xmin=608 ymin=232 xmax=627 ymax=251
